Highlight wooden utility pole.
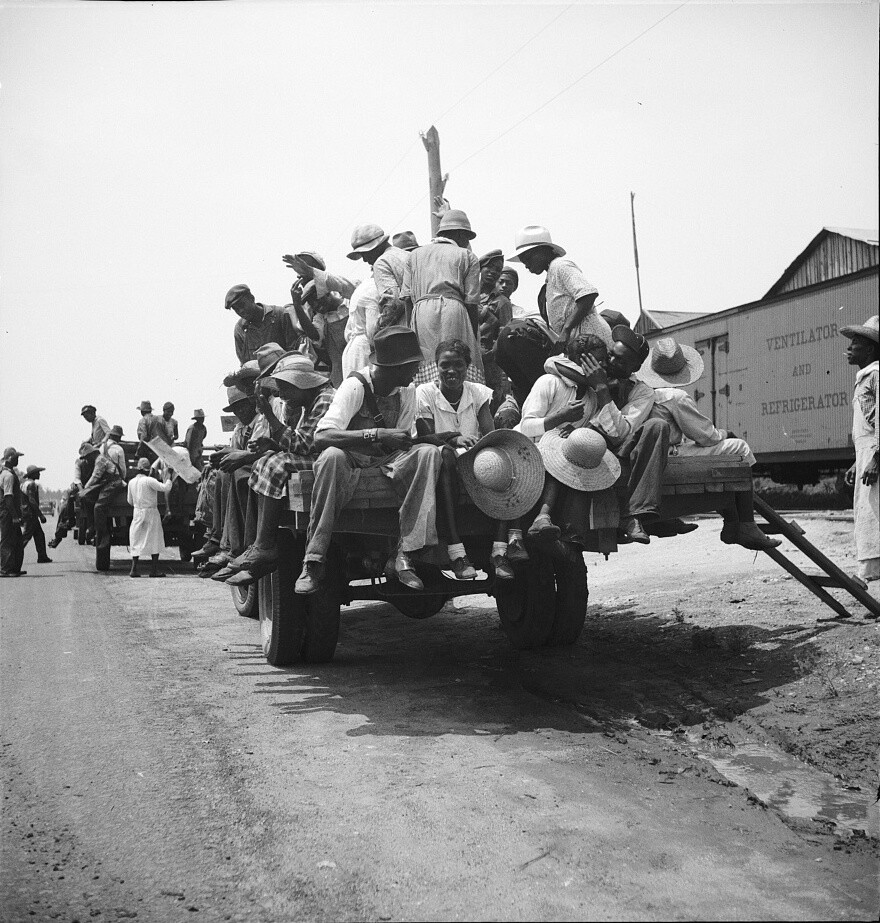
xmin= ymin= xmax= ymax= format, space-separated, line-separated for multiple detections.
xmin=630 ymin=191 xmax=645 ymax=317
xmin=421 ymin=126 xmax=448 ymax=237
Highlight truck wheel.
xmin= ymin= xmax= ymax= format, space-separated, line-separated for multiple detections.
xmin=495 ymin=548 xmax=557 ymax=649
xmin=230 ymin=583 xmax=258 ymax=620
xmin=258 ymin=530 xmax=306 ymax=666
xmin=301 ymin=543 xmax=343 ymax=663
xmin=392 ymin=594 xmax=449 ymax=620
xmin=545 ymin=552 xmax=588 ymax=646
xmin=95 ymin=544 xmax=111 ymax=572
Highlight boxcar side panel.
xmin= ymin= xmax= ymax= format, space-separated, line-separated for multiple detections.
xmin=646 ymin=272 xmax=878 ymax=463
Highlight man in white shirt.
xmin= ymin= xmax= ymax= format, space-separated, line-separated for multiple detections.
xmin=296 ymin=326 xmax=442 ymax=595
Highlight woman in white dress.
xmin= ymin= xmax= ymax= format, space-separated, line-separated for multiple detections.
xmin=127 ymin=457 xmax=172 ymax=577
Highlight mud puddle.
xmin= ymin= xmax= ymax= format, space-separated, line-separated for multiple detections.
xmin=685 ymin=731 xmax=878 ymax=836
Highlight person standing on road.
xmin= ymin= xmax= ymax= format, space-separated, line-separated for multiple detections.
xmin=842 ymin=315 xmax=879 ymax=583
xmin=20 ymin=465 xmax=52 ymax=563
xmin=81 ymin=405 xmax=110 ymax=446
xmin=0 ymin=447 xmax=27 ymax=577
xmin=185 ymin=410 xmax=207 ymax=467
xmin=127 ymin=457 xmax=172 ymax=578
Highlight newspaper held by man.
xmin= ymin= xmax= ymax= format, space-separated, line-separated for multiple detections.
xmin=147 ymin=438 xmax=201 ymax=484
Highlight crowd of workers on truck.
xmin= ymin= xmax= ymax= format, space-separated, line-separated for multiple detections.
xmin=2 ymin=208 xmax=877 ymax=589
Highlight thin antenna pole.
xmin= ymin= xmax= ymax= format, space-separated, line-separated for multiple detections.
xmin=630 ymin=191 xmax=644 ymax=316
xmin=421 ymin=126 xmax=448 ymax=238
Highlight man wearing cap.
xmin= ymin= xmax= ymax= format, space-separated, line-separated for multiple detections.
xmin=296 ymin=326 xmax=442 ymax=594
xmin=185 ymin=410 xmax=207 ymax=467
xmin=498 ymin=265 xmax=531 ymax=320
xmin=509 ymin=225 xmax=613 ymax=349
xmin=81 ymin=405 xmax=110 ymax=447
xmin=218 ymin=356 xmax=336 ymax=585
xmin=401 ymin=209 xmax=484 ymax=386
xmin=638 ymin=336 xmax=779 ymax=550
xmin=347 ymin=224 xmax=410 ymax=330
xmin=20 ymin=465 xmax=52 ymax=564
xmin=225 ymin=284 xmax=305 ymax=365
xmin=0 ymin=448 xmax=27 ymax=576
xmin=842 ymin=314 xmax=879 ymax=581
xmin=159 ymin=402 xmax=179 ymax=445
xmin=191 ymin=385 xmax=258 ymax=568
xmin=81 ymin=425 xmax=128 ymax=557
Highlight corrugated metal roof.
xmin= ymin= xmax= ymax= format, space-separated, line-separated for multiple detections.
xmin=765 ymin=227 xmax=879 ymax=297
xmin=634 ymin=309 xmax=710 ymax=335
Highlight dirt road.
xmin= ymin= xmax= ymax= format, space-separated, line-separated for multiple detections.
xmin=2 ymin=515 xmax=877 ymax=921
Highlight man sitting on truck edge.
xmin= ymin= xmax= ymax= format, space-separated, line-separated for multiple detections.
xmin=295 ymin=325 xmax=442 ymax=595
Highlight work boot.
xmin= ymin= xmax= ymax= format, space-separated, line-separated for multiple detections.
xmin=491 ymin=554 xmax=515 ymax=580
xmin=394 ymin=551 xmax=423 ymax=590
xmin=721 ymin=521 xmax=780 ymax=551
xmin=295 ymin=560 xmax=324 ymax=595
xmin=528 ymin=513 xmax=560 ymax=542
xmin=450 ymin=555 xmax=477 ymax=580
xmin=620 ymin=517 xmax=650 ymax=545
xmin=36 ymin=556 xmax=53 ymax=564
xmin=506 ymin=537 xmax=529 ymax=563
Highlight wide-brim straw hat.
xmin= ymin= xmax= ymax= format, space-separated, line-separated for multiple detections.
xmin=347 ymin=224 xmax=389 ymax=259
xmin=841 ymin=314 xmax=879 ymax=344
xmin=368 ymin=326 xmax=424 ymax=367
xmin=223 ymin=360 xmax=260 ymax=389
xmin=637 ymin=336 xmax=705 ymax=388
xmin=539 ymin=428 xmax=621 ymax=492
xmin=507 ymin=225 xmax=566 ymax=263
xmin=266 ymin=354 xmax=329 ymax=390
xmin=437 ymin=209 xmax=476 ymax=240
xmin=457 ymin=430 xmax=545 ymax=520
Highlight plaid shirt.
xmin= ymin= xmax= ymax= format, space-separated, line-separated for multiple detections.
xmin=275 ymin=385 xmax=336 ymax=456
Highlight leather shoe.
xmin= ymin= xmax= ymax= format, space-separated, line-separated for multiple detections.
xmin=395 ymin=552 xmax=424 ymax=590
xmin=450 ymin=555 xmax=477 ymax=580
xmin=295 ymin=561 xmax=324 ymax=595
xmin=37 ymin=557 xmax=53 ymax=563
xmin=211 ymin=565 xmax=237 ymax=581
xmin=506 ymin=537 xmax=529 ymax=563
xmin=491 ymin=554 xmax=515 ymax=580
xmin=528 ymin=513 xmax=560 ymax=542
xmin=621 ymin=517 xmax=650 ymax=545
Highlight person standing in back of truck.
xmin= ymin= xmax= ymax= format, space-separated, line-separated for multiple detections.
xmin=185 ymin=410 xmax=207 ymax=467
xmin=81 ymin=405 xmax=110 ymax=447
xmin=842 ymin=315 xmax=879 ymax=583
xmin=159 ymin=402 xmax=179 ymax=445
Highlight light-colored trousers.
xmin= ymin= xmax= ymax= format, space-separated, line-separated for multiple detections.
xmin=671 ymin=437 xmax=756 ymax=467
xmin=305 ymin=445 xmax=441 ymax=562
xmin=853 ymin=435 xmax=880 ymax=580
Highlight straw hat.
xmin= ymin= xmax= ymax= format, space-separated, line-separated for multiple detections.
xmin=266 ymin=354 xmax=329 ymax=390
xmin=539 ymin=428 xmax=620 ymax=492
xmin=347 ymin=224 xmax=388 ymax=259
xmin=507 ymin=226 xmax=566 ymax=263
xmin=192 ymin=409 xmax=205 ymax=420
xmin=137 ymin=400 xmax=153 ymax=413
xmin=637 ymin=336 xmax=705 ymax=388
xmin=223 ymin=386 xmax=251 ymax=412
xmin=457 ymin=430 xmax=545 ymax=520
xmin=107 ymin=425 xmax=124 ymax=440
xmin=437 ymin=209 xmax=476 ymax=240
xmin=254 ymin=342 xmax=286 ymax=373
xmin=841 ymin=315 xmax=879 ymax=344
xmin=79 ymin=441 xmax=99 ymax=458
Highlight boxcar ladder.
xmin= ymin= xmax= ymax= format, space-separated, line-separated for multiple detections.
xmin=754 ymin=497 xmax=880 ymax=622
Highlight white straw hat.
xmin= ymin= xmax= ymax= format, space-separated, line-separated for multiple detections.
xmin=507 ymin=225 xmax=566 ymax=263
xmin=457 ymin=430 xmax=545 ymax=519
xmin=637 ymin=336 xmax=704 ymax=388
xmin=539 ymin=428 xmax=620 ymax=492
xmin=841 ymin=315 xmax=879 ymax=344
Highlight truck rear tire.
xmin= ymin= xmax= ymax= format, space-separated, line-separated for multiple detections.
xmin=258 ymin=530 xmax=306 ymax=666
xmin=545 ymin=553 xmax=588 ymax=646
xmin=494 ymin=548 xmax=557 ymax=649
xmin=392 ymin=594 xmax=450 ymax=620
xmin=230 ymin=583 xmax=258 ymax=620
xmin=301 ymin=543 xmax=343 ymax=663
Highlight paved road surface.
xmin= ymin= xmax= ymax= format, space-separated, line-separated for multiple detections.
xmin=1 ymin=531 xmax=876 ymax=921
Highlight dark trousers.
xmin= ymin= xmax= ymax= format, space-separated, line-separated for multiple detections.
xmin=21 ymin=516 xmax=48 ymax=560
xmin=205 ymin=472 xmax=231 ymax=546
xmin=222 ymin=467 xmax=253 ymax=557
xmin=93 ymin=483 xmax=126 ymax=551
xmin=617 ymin=418 xmax=670 ymax=520
xmin=0 ymin=510 xmax=25 ymax=574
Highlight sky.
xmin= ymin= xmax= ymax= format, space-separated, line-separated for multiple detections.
xmin=1 ymin=0 xmax=877 ymax=488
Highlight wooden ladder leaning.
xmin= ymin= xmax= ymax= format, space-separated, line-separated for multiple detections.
xmin=754 ymin=497 xmax=880 ymax=622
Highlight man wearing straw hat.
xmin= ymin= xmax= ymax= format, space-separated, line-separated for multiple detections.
xmin=296 ymin=326 xmax=442 ymax=595
xmin=185 ymin=410 xmax=208 ymax=467
xmin=842 ymin=314 xmax=879 ymax=582
xmin=639 ymin=336 xmax=780 ymax=551
xmin=346 ymin=224 xmax=411 ymax=330
xmin=508 ymin=225 xmax=613 ymax=349
xmin=401 ymin=209 xmax=484 ymax=386
xmin=217 ymin=355 xmax=335 ymax=587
